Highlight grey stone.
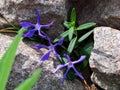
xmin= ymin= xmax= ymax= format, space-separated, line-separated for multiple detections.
xmin=67 ymin=0 xmax=120 ymax=29
xmin=0 ymin=0 xmax=67 ymax=39
xmin=89 ymin=27 xmax=120 ymax=90
xmin=0 ymin=33 xmax=84 ymax=90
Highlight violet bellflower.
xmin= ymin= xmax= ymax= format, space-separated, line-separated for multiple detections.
xmin=33 ymin=35 xmax=64 ymax=61
xmin=20 ymin=9 xmax=54 ymax=38
xmin=53 ymin=54 xmax=86 ymax=83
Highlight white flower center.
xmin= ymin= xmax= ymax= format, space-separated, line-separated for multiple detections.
xmin=49 ymin=45 xmax=54 ymax=51
xmin=35 ymin=23 xmax=41 ymax=30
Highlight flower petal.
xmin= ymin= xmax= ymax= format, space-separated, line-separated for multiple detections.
xmin=41 ymin=21 xmax=54 ymax=28
xmin=46 ymin=35 xmax=52 ymax=45
xmin=53 ymin=50 xmax=60 ymax=59
xmin=72 ymin=66 xmax=84 ymax=80
xmin=53 ymin=64 xmax=66 ymax=73
xmin=32 ymin=44 xmax=48 ymax=50
xmin=40 ymin=50 xmax=51 ymax=61
xmin=64 ymin=54 xmax=71 ymax=62
xmin=62 ymin=68 xmax=70 ymax=84
xmin=23 ymin=29 xmax=36 ymax=37
xmin=38 ymin=29 xmax=46 ymax=38
xmin=55 ymin=37 xmax=64 ymax=46
xmin=20 ymin=22 xmax=35 ymax=28
xmin=73 ymin=55 xmax=86 ymax=64
xmin=34 ymin=8 xmax=41 ymax=24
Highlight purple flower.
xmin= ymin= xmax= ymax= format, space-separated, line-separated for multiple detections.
xmin=33 ymin=36 xmax=64 ymax=61
xmin=53 ymin=54 xmax=86 ymax=83
xmin=20 ymin=9 xmax=53 ymax=38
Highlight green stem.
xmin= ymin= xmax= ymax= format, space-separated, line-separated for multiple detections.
xmin=61 ymin=45 xmax=67 ymax=50
xmin=1 ymin=16 xmax=19 ymax=30
xmin=74 ymin=27 xmax=78 ymax=37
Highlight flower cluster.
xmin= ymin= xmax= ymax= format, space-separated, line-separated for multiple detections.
xmin=20 ymin=9 xmax=86 ymax=84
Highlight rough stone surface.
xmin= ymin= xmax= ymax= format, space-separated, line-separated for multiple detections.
xmin=0 ymin=0 xmax=67 ymax=39
xmin=67 ymin=0 xmax=120 ymax=29
xmin=89 ymin=27 xmax=120 ymax=90
xmin=0 ymin=33 xmax=84 ymax=90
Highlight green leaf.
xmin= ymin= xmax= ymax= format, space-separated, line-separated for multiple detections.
xmin=63 ymin=21 xmax=71 ymax=29
xmin=80 ymin=42 xmax=94 ymax=69
xmin=78 ymin=30 xmax=93 ymax=43
xmin=53 ymin=30 xmax=69 ymax=43
xmin=81 ymin=42 xmax=94 ymax=56
xmin=63 ymin=8 xmax=76 ymax=29
xmin=68 ymin=27 xmax=74 ymax=41
xmin=67 ymin=37 xmax=77 ymax=54
xmin=75 ymin=22 xmax=96 ymax=30
xmin=15 ymin=69 xmax=41 ymax=90
xmin=3 ymin=27 xmax=20 ymax=31
xmin=66 ymin=69 xmax=76 ymax=80
xmin=4 ymin=27 xmax=16 ymax=30
xmin=70 ymin=8 xmax=76 ymax=23
xmin=0 ymin=28 xmax=25 ymax=90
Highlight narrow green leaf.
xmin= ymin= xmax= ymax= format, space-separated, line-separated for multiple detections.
xmin=15 ymin=69 xmax=41 ymax=90
xmin=53 ymin=30 xmax=69 ymax=43
xmin=78 ymin=30 xmax=93 ymax=43
xmin=67 ymin=37 xmax=77 ymax=54
xmin=66 ymin=69 xmax=76 ymax=80
xmin=63 ymin=21 xmax=71 ymax=29
xmin=75 ymin=22 xmax=96 ymax=30
xmin=68 ymin=27 xmax=74 ymax=41
xmin=3 ymin=27 xmax=19 ymax=31
xmin=63 ymin=21 xmax=75 ymax=28
xmin=81 ymin=42 xmax=94 ymax=56
xmin=80 ymin=42 xmax=94 ymax=69
xmin=0 ymin=28 xmax=24 ymax=90
xmin=70 ymin=8 xmax=76 ymax=23
xmin=3 ymin=27 xmax=16 ymax=30
xmin=61 ymin=57 xmax=67 ymax=64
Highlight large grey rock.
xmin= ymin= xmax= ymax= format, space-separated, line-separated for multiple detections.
xmin=89 ymin=27 xmax=120 ymax=90
xmin=0 ymin=0 xmax=67 ymax=39
xmin=0 ymin=33 xmax=84 ymax=90
xmin=67 ymin=0 xmax=120 ymax=29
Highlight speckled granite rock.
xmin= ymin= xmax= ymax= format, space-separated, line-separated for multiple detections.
xmin=0 ymin=33 xmax=84 ymax=90
xmin=89 ymin=27 xmax=120 ymax=90
xmin=0 ymin=0 xmax=67 ymax=39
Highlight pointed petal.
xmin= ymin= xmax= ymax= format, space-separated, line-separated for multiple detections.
xmin=23 ymin=29 xmax=36 ymax=37
xmin=72 ymin=66 xmax=84 ymax=80
xmin=64 ymin=54 xmax=71 ymax=62
xmin=55 ymin=37 xmax=64 ymax=46
xmin=38 ymin=29 xmax=46 ymax=38
xmin=44 ymin=35 xmax=52 ymax=45
xmin=20 ymin=22 xmax=35 ymax=28
xmin=73 ymin=55 xmax=86 ymax=64
xmin=53 ymin=50 xmax=60 ymax=59
xmin=41 ymin=21 xmax=54 ymax=28
xmin=40 ymin=50 xmax=51 ymax=61
xmin=53 ymin=64 xmax=66 ymax=73
xmin=47 ymin=35 xmax=52 ymax=45
xmin=62 ymin=68 xmax=70 ymax=84
xmin=35 ymin=8 xmax=41 ymax=24
xmin=32 ymin=44 xmax=48 ymax=50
